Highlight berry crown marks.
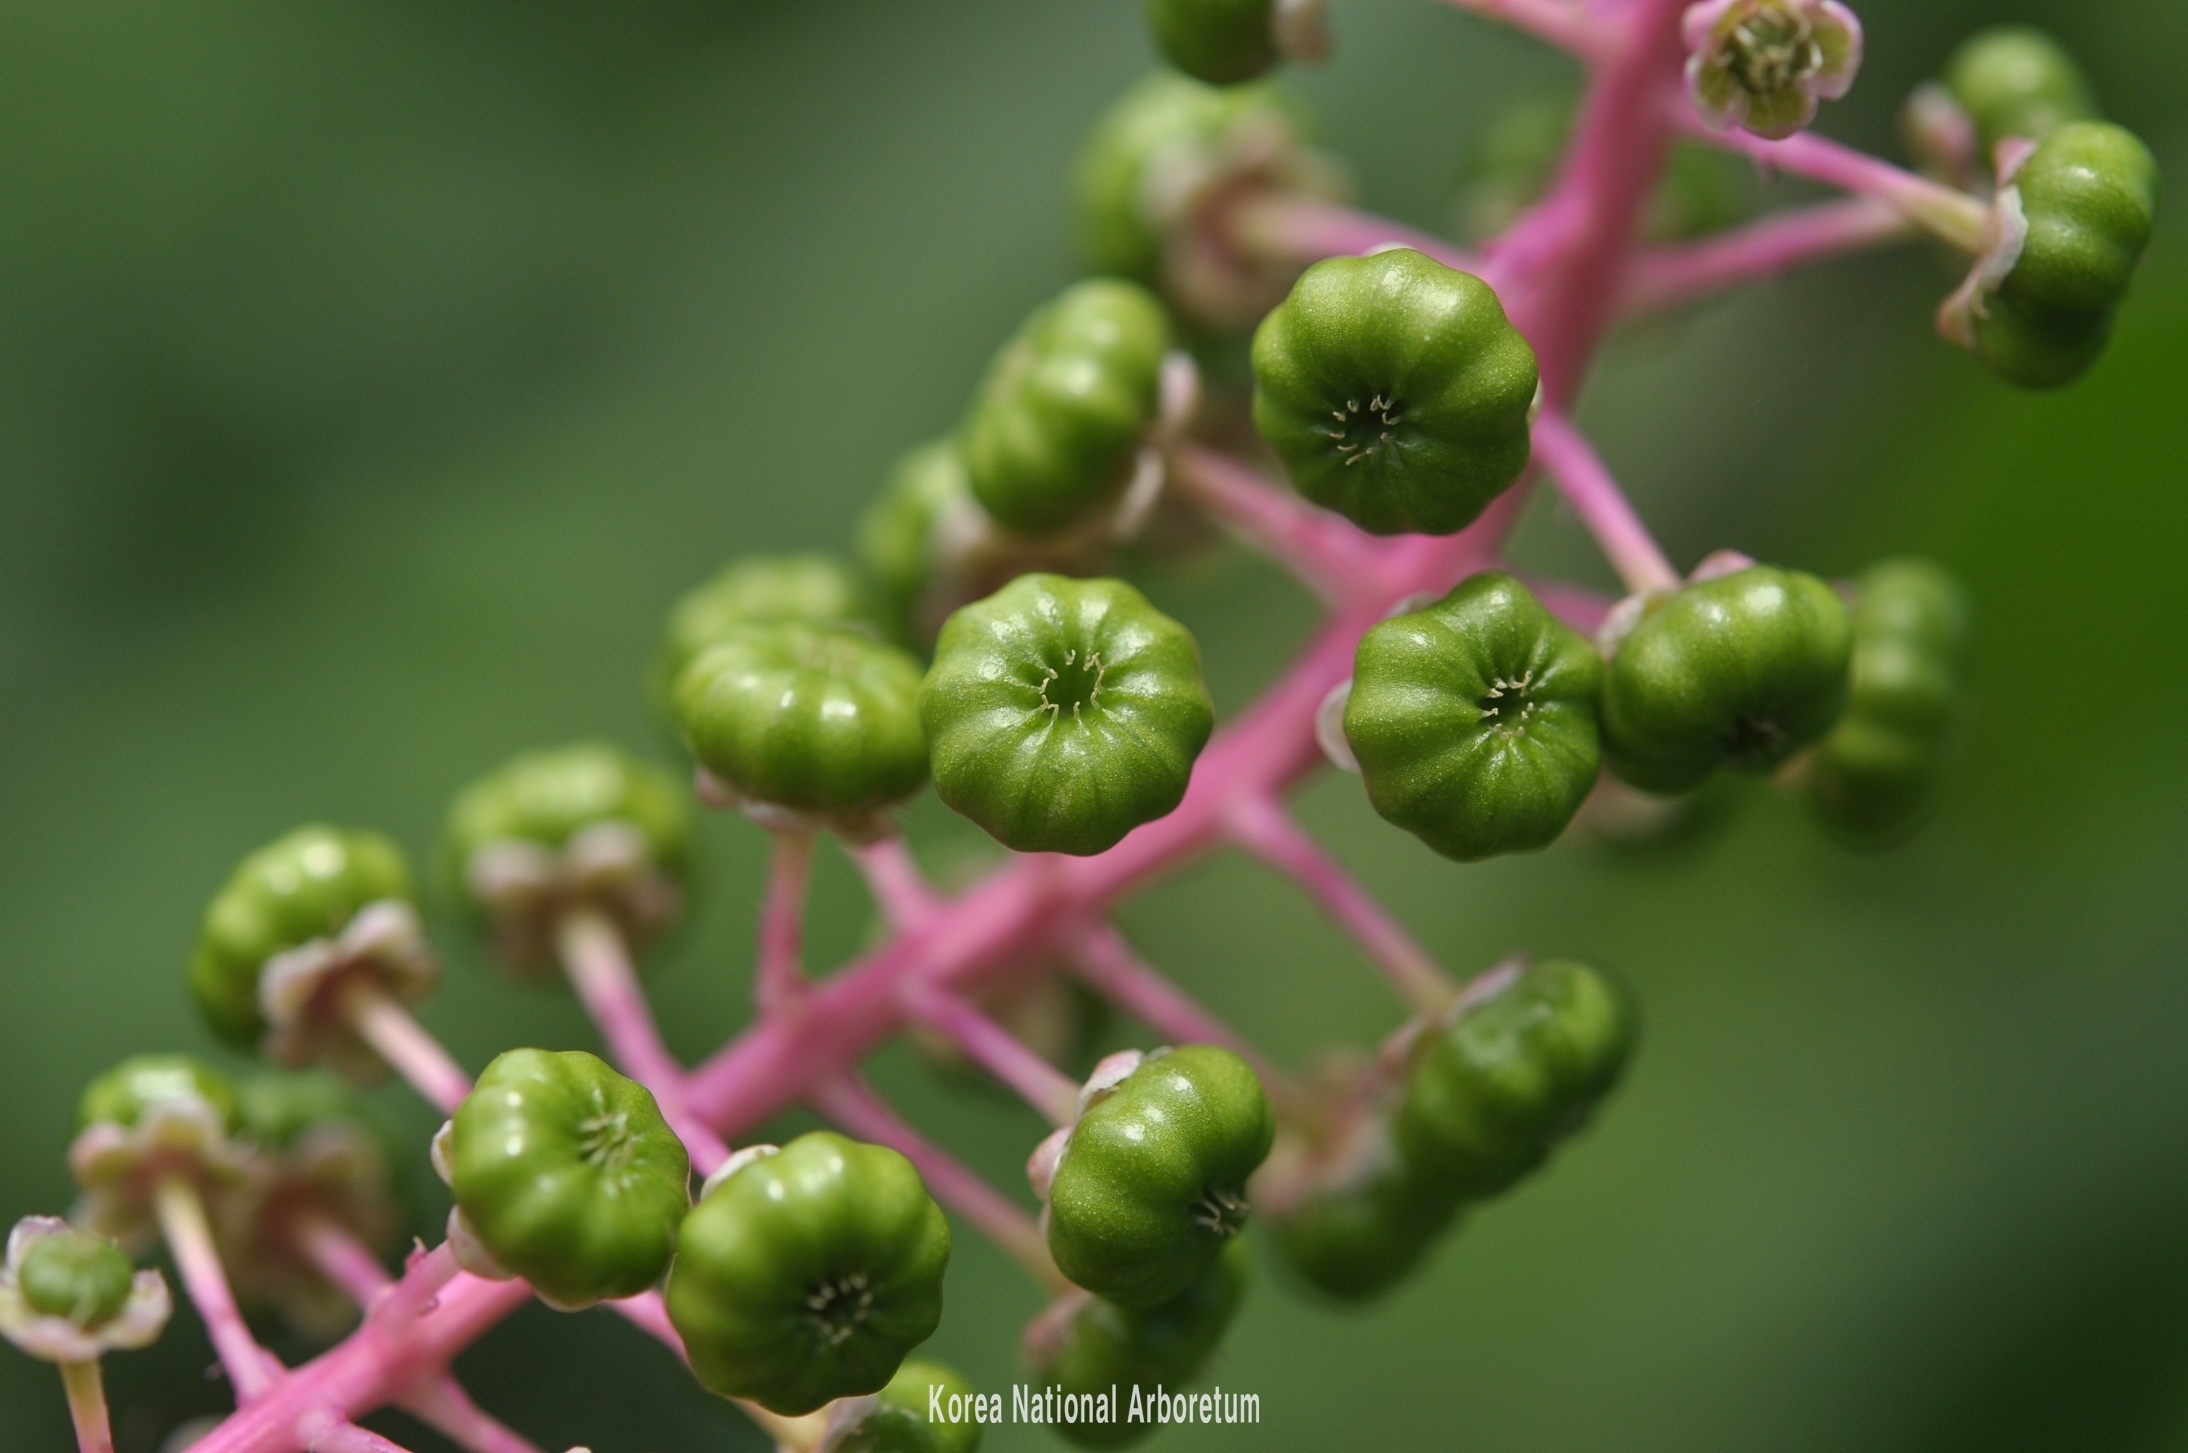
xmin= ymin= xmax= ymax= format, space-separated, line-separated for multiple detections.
xmin=24 ymin=3 xmax=2154 ymax=1452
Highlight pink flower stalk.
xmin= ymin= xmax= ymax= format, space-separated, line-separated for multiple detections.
xmin=1683 ymin=0 xmax=1863 ymax=140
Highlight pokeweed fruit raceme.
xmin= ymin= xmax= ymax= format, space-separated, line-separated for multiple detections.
xmin=27 ymin=2 xmax=2151 ymax=1450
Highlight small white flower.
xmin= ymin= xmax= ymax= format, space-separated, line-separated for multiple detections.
xmin=0 ymin=1217 xmax=171 ymax=1363
xmin=1684 ymin=0 xmax=1864 ymax=140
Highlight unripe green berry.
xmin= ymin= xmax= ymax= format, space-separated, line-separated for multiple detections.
xmin=860 ymin=440 xmax=979 ymax=636
xmin=837 ymin=1359 xmax=985 ymax=1453
xmin=1345 ymin=571 xmax=1604 ymax=862
xmin=1024 ymin=1238 xmax=1250 ymax=1450
xmin=446 ymin=1049 xmax=690 ymax=1310
xmin=235 ymin=1068 xmax=383 ymax=1153
xmin=1075 ymin=74 xmax=1345 ymax=331
xmin=1270 ymin=1152 xmax=1456 ymax=1303
xmin=1943 ymin=26 xmax=2097 ymax=155
xmin=922 ymin=574 xmax=1214 ymax=857
xmin=1806 ymin=559 xmax=1972 ymax=843
xmin=443 ymin=742 xmax=692 ymax=966
xmin=186 ymin=826 xmax=419 ymax=1052
xmin=675 ymin=622 xmax=929 ymax=826
xmin=657 ymin=553 xmax=875 ymax=710
xmin=17 ymin=1228 xmax=136 ymax=1329
xmin=961 ymin=280 xmax=1172 ymax=535
xmin=79 ymin=1055 xmax=239 ymax=1135
xmin=1046 ymin=1046 xmax=1273 ymax=1309
xmin=1395 ymin=959 xmax=1636 ymax=1201
xmin=667 ymin=1131 xmax=951 ymax=1416
xmin=1146 ymin=0 xmax=1276 ymax=86
xmin=1601 ymin=565 xmax=1852 ymax=794
xmin=1252 ymin=249 xmax=1538 ymax=536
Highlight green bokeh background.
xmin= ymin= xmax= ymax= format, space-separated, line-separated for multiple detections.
xmin=3 ymin=1 xmax=2184 ymax=1448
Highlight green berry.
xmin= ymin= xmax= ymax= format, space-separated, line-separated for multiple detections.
xmin=1025 ymin=1238 xmax=1251 ymax=1450
xmin=443 ymin=742 xmax=692 ymax=965
xmin=1806 ymin=559 xmax=1972 ymax=843
xmin=17 ymin=1228 xmax=136 ymax=1329
xmin=235 ymin=1068 xmax=382 ymax=1153
xmin=1345 ymin=572 xmax=1604 ymax=862
xmin=922 ymin=574 xmax=1214 ymax=857
xmin=657 ymin=553 xmax=874 ymax=710
xmin=1394 ymin=960 xmax=1637 ymax=1201
xmin=1146 ymin=0 xmax=1276 ymax=86
xmin=837 ymin=1359 xmax=985 ymax=1453
xmin=675 ymin=622 xmax=930 ymax=825
xmin=186 ymin=826 xmax=418 ymax=1051
xmin=79 ymin=1055 xmax=239 ymax=1135
xmin=961 ymin=280 xmax=1172 ymax=535
xmin=859 ymin=439 xmax=980 ymax=637
xmin=1943 ymin=26 xmax=2098 ymax=154
xmin=1251 ymin=249 xmax=1538 ymax=536
xmin=1270 ymin=1152 xmax=1456 ymax=1303
xmin=1601 ymin=565 xmax=1852 ymax=794
xmin=1077 ymin=73 xmax=1307 ymax=288
xmin=667 ymin=1131 xmax=951 ymax=1416
xmin=1046 ymin=1046 xmax=1273 ymax=1309
xmin=446 ymin=1049 xmax=690 ymax=1310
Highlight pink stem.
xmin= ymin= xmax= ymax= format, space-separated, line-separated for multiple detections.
xmin=310 ymin=1425 xmax=416 ymax=1453
xmin=810 ymin=1076 xmax=1066 ymax=1290
xmin=1620 ymin=196 xmax=1912 ymax=313
xmin=1436 ymin=0 xmax=1616 ymax=62
xmin=1530 ymin=411 xmax=1680 ymax=593
xmin=556 ymin=907 xmax=730 ymax=1175
xmin=292 ymin=1215 xmax=393 ymax=1307
xmin=850 ymin=835 xmax=941 ymax=929
xmin=903 ymin=989 xmax=1082 ymax=1127
xmin=1226 ymin=795 xmax=1460 ymax=1016
xmin=60 ymin=1361 xmax=115 ymax=1453
xmin=755 ymin=829 xmax=815 ymax=1015
xmin=397 ymin=1380 xmax=545 ymax=1453
xmin=154 ymin=1178 xmax=285 ymax=1400
xmin=339 ymin=981 xmax=472 ymax=1116
xmin=1068 ymin=923 xmax=1282 ymax=1086
xmin=1225 ymin=193 xmax=1484 ymax=274
xmin=1169 ymin=443 xmax=1380 ymax=607
xmin=1679 ymin=120 xmax=1990 ymax=250
xmin=370 ymin=1244 xmax=461 ymax=1335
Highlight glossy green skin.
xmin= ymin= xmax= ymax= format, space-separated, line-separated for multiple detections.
xmin=961 ymin=280 xmax=1171 ymax=535
xmin=1076 ymin=74 xmax=1299 ymax=285
xmin=1146 ymin=0 xmax=1274 ymax=86
xmin=1944 ymin=26 xmax=2097 ymax=154
xmin=676 ymin=622 xmax=929 ymax=817
xmin=1047 ymin=1046 xmax=1273 ymax=1309
xmin=667 ymin=1131 xmax=951 ymax=1416
xmin=860 ymin=440 xmax=976 ymax=627
xmin=186 ymin=825 xmax=416 ymax=1051
xmin=1395 ymin=960 xmax=1637 ymax=1200
xmin=1252 ymin=249 xmax=1538 ymax=536
xmin=1029 ymin=1239 xmax=1250 ymax=1450
xmin=447 ymin=1049 xmax=690 ymax=1309
xmin=922 ymin=574 xmax=1213 ymax=856
xmin=443 ymin=742 xmax=691 ymax=901
xmin=1601 ymin=566 xmax=1852 ymax=794
xmin=656 ymin=553 xmax=874 ymax=709
xmin=17 ymin=1229 xmax=136 ymax=1328
xmin=1807 ymin=559 xmax=1972 ymax=843
xmin=1346 ymin=572 xmax=1603 ymax=862
xmin=1271 ymin=1154 xmax=1456 ymax=1303
xmin=1977 ymin=122 xmax=2159 ymax=388
xmin=78 ymin=1054 xmax=239 ymax=1134
xmin=838 ymin=1359 xmax=984 ymax=1453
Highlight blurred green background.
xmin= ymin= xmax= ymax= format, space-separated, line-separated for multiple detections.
xmin=2 ymin=0 xmax=2184 ymax=1448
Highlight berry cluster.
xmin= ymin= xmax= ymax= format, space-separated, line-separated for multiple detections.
xmin=8 ymin=3 xmax=2156 ymax=1452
